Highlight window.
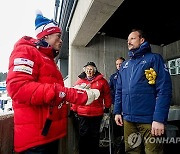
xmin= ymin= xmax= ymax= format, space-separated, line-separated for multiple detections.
xmin=168 ymin=58 xmax=180 ymax=75
xmin=176 ymin=58 xmax=180 ymax=74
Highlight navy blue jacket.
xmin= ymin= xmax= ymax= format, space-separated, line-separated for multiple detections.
xmin=109 ymin=70 xmax=119 ymax=104
xmin=113 ymin=42 xmax=172 ymax=124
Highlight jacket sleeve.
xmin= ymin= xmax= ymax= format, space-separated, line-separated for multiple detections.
xmin=113 ymin=70 xmax=122 ymax=115
xmin=103 ymin=79 xmax=112 ymax=108
xmin=153 ymin=54 xmax=172 ymax=123
xmin=55 ymin=84 xmax=88 ymax=105
xmin=109 ymin=74 xmax=115 ymax=104
xmin=6 ymin=46 xmax=88 ymax=106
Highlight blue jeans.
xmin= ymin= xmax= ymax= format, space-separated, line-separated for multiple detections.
xmin=124 ymin=120 xmax=163 ymax=154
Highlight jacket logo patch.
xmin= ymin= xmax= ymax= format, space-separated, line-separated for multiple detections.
xmin=14 ymin=58 xmax=34 ymax=67
xmin=114 ymin=74 xmax=118 ymax=79
xmin=59 ymin=92 xmax=66 ymax=98
xmin=13 ymin=65 xmax=33 ymax=74
xmin=77 ymin=90 xmax=84 ymax=94
xmin=140 ymin=60 xmax=147 ymax=64
xmin=123 ymin=62 xmax=129 ymax=68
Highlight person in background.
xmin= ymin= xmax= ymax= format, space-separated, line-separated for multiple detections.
xmin=113 ymin=29 xmax=172 ymax=154
xmin=109 ymin=57 xmax=125 ymax=104
xmin=71 ymin=62 xmax=112 ymax=154
xmin=109 ymin=57 xmax=125 ymax=154
xmin=6 ymin=11 xmax=99 ymax=154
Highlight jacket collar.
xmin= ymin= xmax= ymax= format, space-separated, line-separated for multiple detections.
xmin=128 ymin=41 xmax=151 ymax=59
xmin=36 ymin=39 xmax=54 ymax=59
xmin=15 ymin=36 xmax=54 ymax=59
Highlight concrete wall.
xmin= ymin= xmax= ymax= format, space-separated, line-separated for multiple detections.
xmin=69 ymin=35 xmax=128 ymax=85
xmin=163 ymin=40 xmax=180 ymax=105
xmin=69 ymin=0 xmax=124 ymax=46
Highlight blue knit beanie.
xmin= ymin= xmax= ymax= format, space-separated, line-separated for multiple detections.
xmin=35 ymin=10 xmax=61 ymax=39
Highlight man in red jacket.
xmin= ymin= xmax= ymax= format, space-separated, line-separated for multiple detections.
xmin=6 ymin=11 xmax=99 ymax=154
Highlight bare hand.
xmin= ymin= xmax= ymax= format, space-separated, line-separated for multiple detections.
xmin=151 ymin=121 xmax=164 ymax=136
xmin=115 ymin=114 xmax=123 ymax=126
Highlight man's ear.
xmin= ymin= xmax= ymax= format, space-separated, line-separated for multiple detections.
xmin=44 ymin=35 xmax=48 ymax=39
xmin=140 ymin=37 xmax=145 ymax=43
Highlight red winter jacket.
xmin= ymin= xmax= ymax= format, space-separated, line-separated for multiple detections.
xmin=6 ymin=36 xmax=88 ymax=152
xmin=71 ymin=73 xmax=112 ymax=116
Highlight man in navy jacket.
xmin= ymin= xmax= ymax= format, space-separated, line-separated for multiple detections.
xmin=109 ymin=57 xmax=125 ymax=153
xmin=113 ymin=29 xmax=172 ymax=154
xmin=109 ymin=57 xmax=125 ymax=104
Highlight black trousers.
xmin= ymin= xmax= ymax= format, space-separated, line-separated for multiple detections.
xmin=69 ymin=110 xmax=80 ymax=136
xmin=78 ymin=115 xmax=103 ymax=154
xmin=20 ymin=140 xmax=59 ymax=154
xmin=69 ymin=110 xmax=80 ymax=152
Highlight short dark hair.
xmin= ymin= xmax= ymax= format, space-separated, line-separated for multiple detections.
xmin=83 ymin=61 xmax=97 ymax=73
xmin=131 ymin=29 xmax=147 ymax=40
xmin=117 ymin=57 xmax=125 ymax=62
xmin=84 ymin=62 xmax=96 ymax=68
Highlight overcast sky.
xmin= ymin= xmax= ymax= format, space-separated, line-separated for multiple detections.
xmin=0 ymin=0 xmax=55 ymax=73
